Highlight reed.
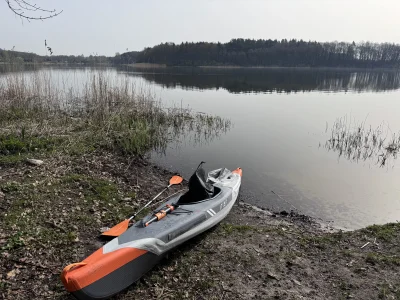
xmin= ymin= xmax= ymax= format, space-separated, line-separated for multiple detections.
xmin=0 ymin=69 xmax=230 ymax=157
xmin=325 ymin=116 xmax=400 ymax=167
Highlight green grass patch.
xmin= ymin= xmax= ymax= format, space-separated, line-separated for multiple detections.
xmin=300 ymin=231 xmax=344 ymax=249
xmin=61 ymin=174 xmax=118 ymax=202
xmin=366 ymin=252 xmax=400 ymax=266
xmin=363 ymin=223 xmax=400 ymax=241
xmin=0 ymin=153 xmax=29 ymax=166
xmin=1 ymin=181 xmax=21 ymax=193
xmin=0 ymin=134 xmax=63 ymax=155
xmin=1 ymin=232 xmax=25 ymax=251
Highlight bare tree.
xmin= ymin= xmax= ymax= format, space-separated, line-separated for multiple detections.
xmin=5 ymin=0 xmax=62 ymax=21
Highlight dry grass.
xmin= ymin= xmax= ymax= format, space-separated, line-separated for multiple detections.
xmin=0 ymin=69 xmax=230 ymax=157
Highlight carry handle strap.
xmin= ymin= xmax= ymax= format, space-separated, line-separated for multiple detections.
xmin=62 ymin=262 xmax=87 ymax=283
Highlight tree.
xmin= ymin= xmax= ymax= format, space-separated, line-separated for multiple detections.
xmin=134 ymin=39 xmax=400 ymax=68
xmin=4 ymin=0 xmax=62 ymax=21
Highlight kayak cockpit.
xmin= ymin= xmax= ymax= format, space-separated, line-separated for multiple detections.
xmin=176 ymin=162 xmax=212 ymax=203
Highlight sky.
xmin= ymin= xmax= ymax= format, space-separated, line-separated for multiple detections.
xmin=1 ymin=0 xmax=400 ymax=56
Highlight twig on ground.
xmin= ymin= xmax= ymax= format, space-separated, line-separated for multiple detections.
xmin=361 ymin=241 xmax=370 ymax=249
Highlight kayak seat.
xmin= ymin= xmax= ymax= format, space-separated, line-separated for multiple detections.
xmin=177 ymin=186 xmax=221 ymax=204
xmin=178 ymin=164 xmax=215 ymax=204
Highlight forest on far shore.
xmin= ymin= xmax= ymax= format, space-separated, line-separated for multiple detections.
xmin=135 ymin=39 xmax=400 ymax=68
xmin=2 ymin=39 xmax=400 ymax=69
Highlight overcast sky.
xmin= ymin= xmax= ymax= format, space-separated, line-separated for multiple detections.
xmin=1 ymin=0 xmax=400 ymax=56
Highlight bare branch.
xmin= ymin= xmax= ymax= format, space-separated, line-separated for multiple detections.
xmin=4 ymin=0 xmax=63 ymax=20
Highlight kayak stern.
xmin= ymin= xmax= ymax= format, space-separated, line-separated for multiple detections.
xmin=61 ymin=247 xmax=161 ymax=300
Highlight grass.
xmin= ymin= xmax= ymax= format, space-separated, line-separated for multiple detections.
xmin=0 ymin=153 xmax=29 ymax=165
xmin=325 ymin=116 xmax=400 ymax=167
xmin=0 ymin=134 xmax=62 ymax=155
xmin=363 ymin=223 xmax=400 ymax=241
xmin=0 ymin=68 xmax=231 ymax=160
xmin=221 ymin=223 xmax=258 ymax=234
xmin=366 ymin=252 xmax=400 ymax=266
xmin=1 ymin=232 xmax=25 ymax=251
xmin=1 ymin=182 xmax=21 ymax=193
xmin=299 ymin=231 xmax=345 ymax=249
xmin=0 ymin=169 xmax=135 ymax=258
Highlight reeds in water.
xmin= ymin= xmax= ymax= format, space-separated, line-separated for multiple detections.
xmin=325 ymin=116 xmax=400 ymax=167
xmin=0 ymin=69 xmax=231 ymax=156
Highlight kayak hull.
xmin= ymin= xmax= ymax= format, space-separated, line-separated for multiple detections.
xmin=71 ymin=252 xmax=163 ymax=300
xmin=62 ymin=167 xmax=242 ymax=300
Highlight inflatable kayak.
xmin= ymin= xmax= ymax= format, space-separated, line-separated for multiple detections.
xmin=61 ymin=164 xmax=242 ymax=300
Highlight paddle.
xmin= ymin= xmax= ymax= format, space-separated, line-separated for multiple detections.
xmin=101 ymin=175 xmax=183 ymax=237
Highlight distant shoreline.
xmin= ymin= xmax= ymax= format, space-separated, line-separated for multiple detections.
xmin=126 ymin=63 xmax=400 ymax=72
xmin=1 ymin=62 xmax=400 ymax=72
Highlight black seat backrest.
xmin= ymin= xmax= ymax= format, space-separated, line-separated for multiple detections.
xmin=178 ymin=162 xmax=214 ymax=204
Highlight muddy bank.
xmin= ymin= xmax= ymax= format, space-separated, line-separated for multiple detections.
xmin=0 ymin=152 xmax=399 ymax=300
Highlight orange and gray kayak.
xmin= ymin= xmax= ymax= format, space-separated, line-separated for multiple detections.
xmin=61 ymin=166 xmax=242 ymax=300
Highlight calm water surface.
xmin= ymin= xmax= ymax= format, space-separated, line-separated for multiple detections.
xmin=2 ymin=65 xmax=400 ymax=229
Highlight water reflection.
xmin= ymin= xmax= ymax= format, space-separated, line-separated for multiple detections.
xmin=163 ymin=113 xmax=232 ymax=153
xmin=122 ymin=66 xmax=400 ymax=93
xmin=2 ymin=64 xmax=400 ymax=94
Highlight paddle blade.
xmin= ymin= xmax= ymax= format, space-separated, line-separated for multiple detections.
xmin=101 ymin=219 xmax=130 ymax=237
xmin=169 ymin=175 xmax=183 ymax=185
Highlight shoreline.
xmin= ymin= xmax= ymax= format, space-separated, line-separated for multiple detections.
xmin=2 ymin=62 xmax=400 ymax=73
xmin=0 ymin=151 xmax=399 ymax=299
xmin=125 ymin=63 xmax=400 ymax=72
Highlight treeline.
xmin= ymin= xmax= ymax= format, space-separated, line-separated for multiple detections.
xmin=0 ymin=49 xmax=112 ymax=64
xmin=112 ymin=51 xmax=140 ymax=64
xmin=3 ymin=39 xmax=400 ymax=68
xmin=135 ymin=39 xmax=400 ymax=68
xmin=0 ymin=49 xmax=41 ymax=63
xmin=0 ymin=49 xmax=139 ymax=65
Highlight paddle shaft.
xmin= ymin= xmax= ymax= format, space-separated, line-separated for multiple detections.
xmin=130 ymin=184 xmax=172 ymax=221
xmin=145 ymin=204 xmax=176 ymax=227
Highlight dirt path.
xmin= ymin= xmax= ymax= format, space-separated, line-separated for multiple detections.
xmin=1 ymin=153 xmax=399 ymax=299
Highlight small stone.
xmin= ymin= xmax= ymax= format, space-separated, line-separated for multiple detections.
xmin=123 ymin=197 xmax=132 ymax=201
xmin=26 ymin=158 xmax=44 ymax=166
xmin=293 ymin=279 xmax=302 ymax=286
xmin=346 ymin=260 xmax=355 ymax=267
xmin=267 ymin=272 xmax=279 ymax=280
xmin=7 ymin=269 xmax=19 ymax=278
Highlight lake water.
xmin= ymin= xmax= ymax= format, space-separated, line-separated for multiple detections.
xmin=2 ymin=65 xmax=400 ymax=229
